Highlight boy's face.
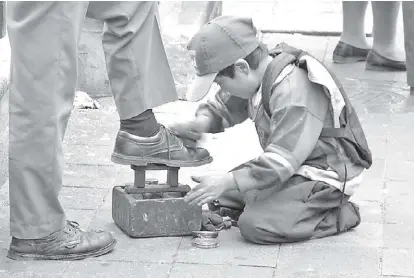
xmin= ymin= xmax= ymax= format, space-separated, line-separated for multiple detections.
xmin=214 ymin=59 xmax=261 ymax=99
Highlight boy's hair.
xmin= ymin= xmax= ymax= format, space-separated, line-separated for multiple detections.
xmin=218 ymin=42 xmax=269 ymax=78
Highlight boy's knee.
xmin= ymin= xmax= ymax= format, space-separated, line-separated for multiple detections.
xmin=238 ymin=210 xmax=305 ymax=244
xmin=238 ymin=211 xmax=273 ymax=244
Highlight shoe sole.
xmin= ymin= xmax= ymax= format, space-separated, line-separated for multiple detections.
xmin=6 ymin=239 xmax=116 ymax=261
xmin=333 ymin=54 xmax=367 ymax=64
xmin=111 ymin=153 xmax=213 ymax=167
xmin=366 ymin=62 xmax=407 ymax=72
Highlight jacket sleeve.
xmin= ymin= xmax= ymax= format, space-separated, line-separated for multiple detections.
xmin=231 ymin=71 xmax=329 ymax=193
xmin=195 ymin=89 xmax=249 ymax=133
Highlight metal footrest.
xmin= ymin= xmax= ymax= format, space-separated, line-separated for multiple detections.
xmin=112 ymin=164 xmax=202 ymax=238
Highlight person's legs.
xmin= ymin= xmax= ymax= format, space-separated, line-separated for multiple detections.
xmin=199 ymin=1 xmax=222 ymax=29
xmin=7 ymin=0 xmax=87 ymax=240
xmin=366 ymin=1 xmax=406 ymax=71
xmin=402 ymin=1 xmax=414 ymax=92
xmin=87 ymin=1 xmax=177 ymax=121
xmin=7 ymin=1 xmax=115 ymax=260
xmin=237 ymin=176 xmax=361 ymax=244
xmin=333 ymin=1 xmax=371 ymax=63
xmin=371 ymin=1 xmax=404 ymax=61
xmin=86 ymin=1 xmax=212 ymax=167
xmin=339 ymin=1 xmax=370 ymax=49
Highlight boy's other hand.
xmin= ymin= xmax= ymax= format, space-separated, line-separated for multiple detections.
xmin=184 ymin=173 xmax=237 ymax=206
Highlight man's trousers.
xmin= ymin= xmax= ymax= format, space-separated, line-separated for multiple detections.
xmin=7 ymin=1 xmax=177 ymax=239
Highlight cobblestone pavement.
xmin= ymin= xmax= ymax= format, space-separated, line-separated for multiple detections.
xmin=0 ymin=3 xmax=413 ymax=278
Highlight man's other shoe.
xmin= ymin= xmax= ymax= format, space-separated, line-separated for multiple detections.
xmin=7 ymin=221 xmax=116 ymax=261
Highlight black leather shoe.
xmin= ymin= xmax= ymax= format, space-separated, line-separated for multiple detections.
xmin=333 ymin=41 xmax=370 ymax=63
xmin=7 ymin=221 xmax=116 ymax=261
xmin=111 ymin=126 xmax=213 ymax=167
xmin=366 ymin=50 xmax=406 ymax=71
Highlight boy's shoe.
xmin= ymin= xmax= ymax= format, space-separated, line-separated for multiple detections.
xmin=366 ymin=50 xmax=406 ymax=71
xmin=332 ymin=41 xmax=370 ymax=63
xmin=111 ymin=126 xmax=213 ymax=167
xmin=7 ymin=221 xmax=116 ymax=261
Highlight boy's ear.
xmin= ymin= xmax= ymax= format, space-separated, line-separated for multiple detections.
xmin=234 ymin=59 xmax=250 ymax=75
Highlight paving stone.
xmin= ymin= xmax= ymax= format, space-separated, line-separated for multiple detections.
xmin=382 ymin=276 xmax=413 ymax=278
xmin=387 ymin=140 xmax=414 ymax=161
xmin=4 ymin=272 xmax=63 ymax=277
xmin=0 ymin=184 xmax=10 ymax=242
xmin=176 ymin=229 xmax=279 ymax=267
xmin=65 ymin=209 xmax=96 ymax=229
xmin=63 ymin=144 xmax=113 ymax=165
xmin=383 ymin=223 xmax=414 ymax=249
xmin=352 ymin=159 xmax=385 ymax=202
xmin=64 ymin=126 xmax=117 ymax=146
xmin=384 ymin=181 xmax=414 ymax=227
xmin=366 ymin=136 xmax=388 ymax=160
xmin=0 ymin=207 xmax=10 ymax=243
xmin=275 ymin=244 xmax=379 ymax=277
xmin=169 ymin=263 xmax=275 ymax=278
xmin=358 ymin=114 xmax=391 ymax=138
xmin=296 ymin=222 xmax=382 ymax=248
xmin=382 ymin=248 xmax=414 ymax=277
xmin=384 ymin=180 xmax=413 ymax=202
xmin=59 ymin=187 xmax=109 ymax=210
xmin=341 ymin=80 xmax=409 ymax=114
xmin=350 ymin=201 xmax=382 ymax=224
xmin=0 ymin=248 xmax=69 ymax=276
xmin=327 ymin=62 xmax=396 ymax=83
xmin=88 ymin=209 xmax=182 ymax=263
xmin=101 ymin=189 xmax=114 ymax=210
xmin=385 ymin=161 xmax=414 ymax=183
xmin=0 ymin=179 xmax=9 ymax=208
xmin=387 ymin=118 xmax=414 ymax=161
xmin=63 ymin=163 xmax=117 ymax=189
xmin=389 ymin=112 xmax=414 ymax=124
xmin=62 ymin=261 xmax=171 ymax=278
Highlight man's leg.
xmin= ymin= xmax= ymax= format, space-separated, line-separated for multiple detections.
xmin=7 ymin=2 xmax=115 ymax=260
xmin=86 ymin=1 xmax=212 ymax=167
xmin=237 ymin=176 xmax=361 ymax=244
xmin=402 ymin=1 xmax=414 ymax=92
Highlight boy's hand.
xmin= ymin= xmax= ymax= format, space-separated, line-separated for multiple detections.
xmin=184 ymin=173 xmax=237 ymax=206
xmin=169 ymin=115 xmax=211 ymax=148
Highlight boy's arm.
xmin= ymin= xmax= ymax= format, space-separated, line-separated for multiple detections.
xmin=231 ymin=73 xmax=329 ymax=193
xmin=195 ymin=88 xmax=249 ymax=133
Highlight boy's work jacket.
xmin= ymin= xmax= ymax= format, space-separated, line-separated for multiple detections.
xmin=196 ymin=44 xmax=372 ymax=196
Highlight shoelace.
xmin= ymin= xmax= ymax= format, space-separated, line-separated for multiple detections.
xmin=66 ymin=220 xmax=86 ymax=233
xmin=161 ymin=125 xmax=171 ymax=160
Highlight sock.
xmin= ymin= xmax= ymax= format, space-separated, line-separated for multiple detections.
xmin=120 ymin=109 xmax=161 ymax=137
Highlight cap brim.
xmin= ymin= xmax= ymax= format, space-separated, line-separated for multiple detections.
xmin=186 ymin=72 xmax=218 ymax=102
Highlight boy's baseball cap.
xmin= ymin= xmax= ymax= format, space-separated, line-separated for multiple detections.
xmin=186 ymin=16 xmax=260 ymax=101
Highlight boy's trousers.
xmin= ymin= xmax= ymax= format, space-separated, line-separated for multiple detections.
xmin=7 ymin=1 xmax=177 ymax=239
xmin=218 ymin=175 xmax=361 ymax=244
